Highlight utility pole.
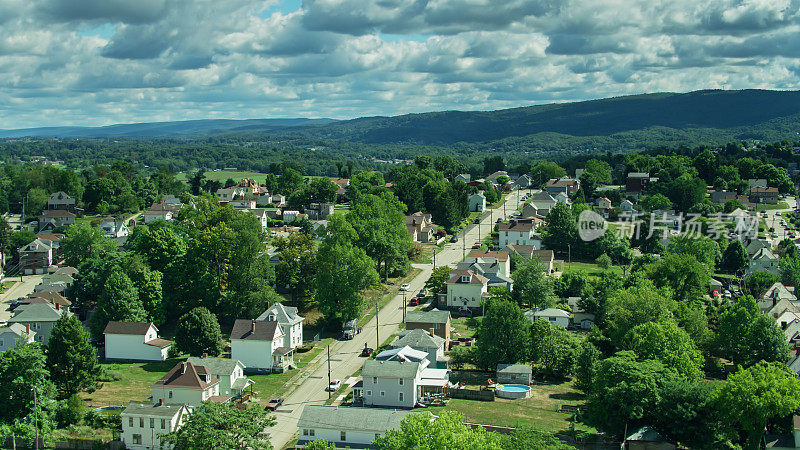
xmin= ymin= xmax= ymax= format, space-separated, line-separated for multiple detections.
xmin=327 ymin=345 xmax=331 ymax=399
xmin=462 ymin=234 xmax=465 ymax=260
xmin=375 ymin=297 xmax=379 ymax=351
xmin=402 ymin=290 xmax=406 ymax=322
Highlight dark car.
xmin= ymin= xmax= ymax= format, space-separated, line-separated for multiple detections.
xmin=496 ymin=218 xmax=503 ymax=223
xmin=473 ymin=218 xmax=480 ymax=224
xmin=418 ymin=288 xmax=428 ymax=297
xmin=265 ymin=398 xmax=284 ymax=411
xmin=472 ymin=242 xmax=482 ymax=249
xmin=450 ymin=236 xmax=458 ymax=243
xmin=360 ymin=346 xmax=374 ymax=357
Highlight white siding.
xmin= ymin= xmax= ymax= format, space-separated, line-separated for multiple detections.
xmin=300 ymin=428 xmax=383 ymax=448
xmin=445 ymin=282 xmax=487 ymax=309
xmin=121 ymin=409 xmax=185 ymax=450
xmin=231 ymin=339 xmax=273 ymax=370
xmin=362 ymin=375 xmax=417 ymax=408
xmin=151 ymin=384 xmax=218 ymax=408
xmin=105 ymin=327 xmax=168 ymax=361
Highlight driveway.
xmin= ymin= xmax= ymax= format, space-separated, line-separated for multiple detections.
xmin=267 ymin=189 xmax=522 ymax=449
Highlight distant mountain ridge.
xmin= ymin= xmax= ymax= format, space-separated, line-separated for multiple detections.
xmin=3 ymin=90 xmax=800 ymax=149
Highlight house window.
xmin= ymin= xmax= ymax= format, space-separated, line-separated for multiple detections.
xmin=432 ymin=323 xmax=440 ymax=329
xmin=132 ymin=434 xmax=142 ymax=445
xmin=161 ymin=419 xmax=166 ymax=429
xmin=398 ymin=378 xmax=403 ymax=386
xmin=372 ymin=377 xmax=377 ymax=383
xmin=310 ymin=429 xmax=315 ymax=437
xmin=35 ymin=335 xmax=42 ymax=342
xmin=139 ymin=418 xmax=144 ymax=427
xmin=128 ymin=417 xmax=134 ymax=427
xmin=366 ymin=390 xmax=372 ymax=396
xmin=303 ymin=429 xmax=309 ymax=436
xmin=150 ymin=418 xmax=155 ymax=428
xmin=380 ymin=391 xmax=385 ymax=397
xmin=0 ymin=339 xmax=3 ymax=346
xmin=399 ymin=392 xmax=404 ymax=402
xmin=340 ymin=431 xmax=346 ymax=441
xmin=168 ymin=391 xmax=173 ymax=399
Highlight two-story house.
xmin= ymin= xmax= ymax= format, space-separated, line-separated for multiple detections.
xmin=545 ymin=177 xmax=580 ymax=196
xmin=444 ymin=269 xmax=489 ymax=312
xmin=230 ymin=320 xmax=293 ymax=372
xmin=256 ymin=302 xmax=304 ymax=349
xmin=359 ymin=357 xmax=449 ymax=409
xmin=297 ymin=406 xmax=414 ymax=448
xmin=104 ymin=322 xmax=172 ymax=361
xmin=391 ymin=329 xmax=447 ymax=368
xmin=749 ymin=247 xmax=780 ymax=275
xmin=120 ymin=401 xmax=190 ymax=450
xmin=19 ymin=238 xmax=53 ymax=275
xmin=37 ymin=210 xmax=75 ymax=231
xmin=151 ymin=361 xmax=223 ymax=406
xmin=405 ymin=212 xmax=437 ymax=243
xmin=497 ymin=221 xmax=542 ymax=249
xmin=405 ymin=309 xmax=451 ymax=343
xmin=100 ymin=217 xmax=130 ymax=238
xmin=46 ymin=191 xmax=76 ymax=212
xmin=469 ymin=192 xmax=486 ymax=212
xmin=8 ymin=302 xmax=69 ymax=344
xmin=465 ymin=250 xmax=511 ymax=277
xmin=185 ymin=357 xmax=254 ymax=397
xmin=0 ymin=323 xmax=35 ymax=352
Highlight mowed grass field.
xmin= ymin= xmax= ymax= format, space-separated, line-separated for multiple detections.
xmin=175 ymin=170 xmax=270 ymax=182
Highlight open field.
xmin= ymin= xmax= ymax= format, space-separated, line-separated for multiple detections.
xmin=554 ymin=261 xmax=622 ymax=277
xmin=425 ymin=380 xmax=596 ymax=435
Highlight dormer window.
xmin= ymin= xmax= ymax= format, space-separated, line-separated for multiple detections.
xmin=461 ymin=275 xmax=471 ymax=283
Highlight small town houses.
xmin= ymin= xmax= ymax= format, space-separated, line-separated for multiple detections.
xmin=297 ymin=406 xmax=414 ymax=448
xmin=229 ymin=319 xmax=294 ymax=372
xmin=104 ymin=321 xmax=172 ymax=361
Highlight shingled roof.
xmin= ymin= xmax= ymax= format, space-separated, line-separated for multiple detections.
xmin=153 ymin=361 xmax=218 ymax=389
xmin=230 ymin=319 xmax=281 ymax=341
xmin=103 ymin=322 xmax=154 ymax=335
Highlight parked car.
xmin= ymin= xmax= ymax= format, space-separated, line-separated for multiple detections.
xmin=265 ymin=398 xmax=284 ymax=411
xmin=724 ymin=290 xmax=732 ymax=299
xmin=472 ymin=242 xmax=482 ymax=249
xmin=762 ymin=209 xmax=768 ymax=213
xmin=496 ymin=218 xmax=503 ymax=223
xmin=418 ymin=288 xmax=428 ymax=297
xmin=776 ymin=211 xmax=782 ymax=216
xmin=400 ymin=283 xmax=410 ymax=291
xmin=473 ymin=218 xmax=480 ymax=224
xmin=409 ymin=297 xmax=419 ymax=306
xmin=327 ymin=379 xmax=342 ymax=391
xmin=711 ymin=290 xmax=721 ymax=298
xmin=360 ymin=346 xmax=374 ymax=357
xmin=450 ymin=236 xmax=459 ymax=243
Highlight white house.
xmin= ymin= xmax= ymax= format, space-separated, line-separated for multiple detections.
xmin=185 ymin=357 xmax=254 ymax=397
xmin=0 ymin=323 xmax=35 ymax=352
xmin=283 ymin=210 xmax=300 ymax=222
xmin=391 ymin=329 xmax=448 ymax=368
xmin=230 ymin=319 xmax=294 ymax=372
xmin=104 ymin=322 xmax=172 ymax=361
xmin=144 ymin=202 xmax=183 ymax=223
xmin=151 ymin=361 xmax=222 ymax=407
xmin=444 ymin=269 xmax=489 ymax=311
xmin=525 ymin=308 xmax=570 ymax=328
xmin=19 ymin=238 xmax=53 ymax=275
xmin=359 ymin=358 xmax=448 ymax=409
xmin=120 ymin=401 xmax=190 ymax=450
xmin=567 ymin=297 xmax=595 ymax=329
xmin=469 ymin=192 xmax=486 ymax=212
xmin=454 ymin=174 xmax=471 ymax=184
xmin=297 ymin=406 xmax=414 ymax=448
xmin=100 ymin=217 xmax=130 ymax=238
xmin=497 ymin=221 xmax=541 ymax=249
xmin=256 ymin=302 xmax=304 ymax=349
xmin=247 ymin=208 xmax=269 ymax=230
xmin=37 ymin=210 xmax=75 ymax=231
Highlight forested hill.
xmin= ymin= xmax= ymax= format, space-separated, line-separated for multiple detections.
xmin=287 ymin=89 xmax=800 ymax=145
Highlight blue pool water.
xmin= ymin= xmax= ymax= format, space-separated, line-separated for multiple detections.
xmin=497 ymin=384 xmax=531 ymax=392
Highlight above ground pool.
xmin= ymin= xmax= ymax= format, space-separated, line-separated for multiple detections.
xmin=495 ymin=384 xmax=532 ymax=399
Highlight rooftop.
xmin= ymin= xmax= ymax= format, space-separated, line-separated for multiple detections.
xmin=298 ymin=405 xmax=415 ymax=433
xmin=405 ymin=309 xmax=450 ymax=325
xmin=362 ymin=359 xmax=421 ymax=379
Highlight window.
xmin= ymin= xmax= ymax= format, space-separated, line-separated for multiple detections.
xmin=399 ymin=392 xmax=404 ymax=402
xmin=398 ymin=378 xmax=403 ymax=386
xmin=303 ymin=429 xmax=309 ymax=436
xmin=380 ymin=391 xmax=385 ymax=397
xmin=139 ymin=418 xmax=144 ymax=428
xmin=372 ymin=377 xmax=377 ymax=383
xmin=161 ymin=419 xmax=166 ymax=429
xmin=168 ymin=391 xmax=173 ymax=399
xmin=433 ymin=323 xmax=440 ymax=329
xmin=35 ymin=335 xmax=42 ymax=342
xmin=366 ymin=390 xmax=372 ymax=396
xmin=150 ymin=418 xmax=154 ymax=428
xmin=0 ymin=339 xmax=3 ymax=346
xmin=340 ymin=431 xmax=347 ymax=441
xmin=132 ymin=434 xmax=142 ymax=445
xmin=310 ymin=429 xmax=315 ymax=436
xmin=128 ymin=417 xmax=134 ymax=427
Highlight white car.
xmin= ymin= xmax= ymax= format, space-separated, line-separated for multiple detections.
xmin=400 ymin=284 xmax=410 ymax=291
xmin=327 ymin=379 xmax=341 ymax=391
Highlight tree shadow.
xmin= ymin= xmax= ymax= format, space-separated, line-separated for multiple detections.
xmin=550 ymin=392 xmax=586 ymax=401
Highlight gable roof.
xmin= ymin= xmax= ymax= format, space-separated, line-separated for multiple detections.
xmin=104 ymin=321 xmax=155 ymax=336
xmin=362 ymin=359 xmax=421 ymax=379
xmin=39 ymin=210 xmax=75 ymax=218
xmin=377 ymin=345 xmax=429 ymax=363
xmin=20 ymin=239 xmax=52 ymax=253
xmin=405 ymin=309 xmax=450 ymax=325
xmin=497 ymin=363 xmax=532 ymax=374
xmin=764 ymin=282 xmax=796 ymax=301
xmin=626 ymin=426 xmax=669 ymax=443
xmin=0 ymin=323 xmax=34 ymax=338
xmin=154 ymin=361 xmax=218 ymax=389
xmin=26 ymin=291 xmax=71 ymax=307
xmin=48 ymin=191 xmax=74 ymax=201
xmin=122 ymin=401 xmax=188 ymax=419
xmin=467 ymin=249 xmax=509 ymax=262
xmin=185 ymin=357 xmax=243 ymax=376
xmin=752 ymin=247 xmax=777 ymax=261
xmin=298 ymin=405 xmax=414 ymax=433
xmin=497 ymin=221 xmax=534 ymax=233
xmin=230 ymin=319 xmax=281 ymax=341
xmin=392 ymin=329 xmax=445 ymax=349
xmin=54 ymin=266 xmax=78 ymax=276
xmin=446 ymin=269 xmax=488 ymax=285
xmin=546 ymin=178 xmax=578 ymax=187
xmin=256 ymin=302 xmax=304 ymax=324
xmin=9 ymin=303 xmax=66 ymax=323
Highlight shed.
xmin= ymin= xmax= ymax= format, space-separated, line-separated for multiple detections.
xmin=624 ymin=426 xmax=676 ymax=450
xmin=496 ymin=363 xmax=532 ymax=385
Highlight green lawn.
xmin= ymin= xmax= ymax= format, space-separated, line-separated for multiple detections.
xmin=176 ymin=170 xmax=270 ymax=182
xmin=450 ymin=317 xmax=480 ymax=340
xmin=359 ymin=268 xmax=422 ymax=328
xmin=753 ymin=201 xmax=790 ymax=210
xmin=424 ymin=380 xmax=596 ymax=435
xmin=0 ymin=280 xmax=16 ymax=292
xmin=85 ymin=358 xmax=183 ymax=407
xmin=410 ymin=243 xmax=440 ymax=264
xmin=555 ymin=261 xmax=621 ymax=277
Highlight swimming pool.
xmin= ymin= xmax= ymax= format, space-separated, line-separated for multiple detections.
xmin=496 ymin=384 xmax=531 ymax=399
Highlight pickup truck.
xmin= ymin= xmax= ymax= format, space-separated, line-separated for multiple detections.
xmin=265 ymin=398 xmax=284 ymax=411
xmin=342 ymin=319 xmax=360 ymax=340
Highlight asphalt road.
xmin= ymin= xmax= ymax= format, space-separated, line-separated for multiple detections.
xmin=762 ymin=196 xmax=796 ymax=245
xmin=267 ymin=189 xmax=523 ymax=449
xmin=0 ymin=274 xmax=44 ymax=322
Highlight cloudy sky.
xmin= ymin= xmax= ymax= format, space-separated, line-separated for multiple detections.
xmin=1 ymin=0 xmax=799 ymax=128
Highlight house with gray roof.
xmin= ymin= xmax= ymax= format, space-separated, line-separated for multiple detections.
xmin=360 ymin=357 xmax=448 ymax=409
xmin=0 ymin=323 xmax=35 ymax=352
xmin=496 ymin=363 xmax=532 ymax=384
xmin=405 ymin=309 xmax=451 ymax=343
xmin=256 ymin=302 xmax=304 ymax=349
xmin=19 ymin=238 xmax=53 ymax=275
xmin=104 ymin=322 xmax=171 ymax=361
xmin=392 ymin=329 xmax=447 ymax=368
xmin=120 ymin=401 xmax=190 ymax=450
xmin=230 ymin=319 xmax=292 ymax=372
xmin=8 ymin=302 xmax=69 ymax=344
xmin=186 ymin=356 xmax=253 ymax=397
xmin=525 ymin=308 xmax=570 ymax=328
xmin=297 ymin=405 xmax=415 ymax=448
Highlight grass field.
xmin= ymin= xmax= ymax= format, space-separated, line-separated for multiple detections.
xmin=753 ymin=201 xmax=790 ymax=210
xmin=410 ymin=242 xmax=440 ymax=264
xmin=554 ymin=261 xmax=622 ymax=276
xmin=450 ymin=316 xmax=480 ymax=340
xmin=176 ymin=170 xmax=270 ymax=182
xmin=424 ymin=380 xmax=596 ymax=435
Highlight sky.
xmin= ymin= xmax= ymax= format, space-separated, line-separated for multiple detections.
xmin=2 ymin=0 xmax=800 ymax=129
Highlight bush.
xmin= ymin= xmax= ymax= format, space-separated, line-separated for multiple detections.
xmin=56 ymin=394 xmax=87 ymax=428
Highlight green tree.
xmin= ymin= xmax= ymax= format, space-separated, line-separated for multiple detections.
xmin=425 ymin=266 xmax=452 ymax=297
xmin=24 ymin=187 xmax=49 ymax=219
xmin=475 ymin=300 xmax=529 ymax=370
xmin=316 ymin=214 xmax=379 ymax=323
xmin=347 ymin=193 xmax=412 ymax=280
xmin=542 ymin=203 xmax=576 ymax=253
xmin=780 ymin=253 xmax=800 ymax=288
xmin=667 ymin=234 xmax=721 ymax=270
xmin=277 ymin=167 xmax=305 ymax=195
xmin=746 ymin=270 xmax=780 ymax=297
xmin=89 ymin=268 xmax=147 ymax=339
xmin=0 ymin=342 xmax=58 ymax=428
xmin=302 ymin=440 xmax=338 ymax=449
xmin=575 ymin=341 xmax=601 ymax=391
xmin=47 ymin=312 xmax=101 ymax=397
xmin=647 ymin=252 xmax=710 ymax=301
xmin=125 ymin=223 xmax=187 ymax=273
xmin=528 ymin=320 xmax=579 ymax=378
xmin=605 ymin=280 xmax=675 ymax=345
xmin=641 ymin=194 xmax=672 ymax=211
xmin=652 ymin=380 xmax=731 ymax=449
xmin=723 ymin=199 xmax=745 ymax=213
xmin=174 ymin=307 xmax=224 ymax=357
xmin=374 ymin=410 xmax=503 ymax=449
xmin=722 ymin=240 xmax=748 ymax=273
xmin=511 ymin=259 xmax=554 ymax=308
xmin=623 ymin=320 xmax=704 ymax=381
xmin=60 ymin=223 xmax=117 ymax=267
xmin=162 ymin=401 xmax=276 ymax=449
xmin=714 ymin=295 xmax=790 ymax=367
xmin=595 ymin=253 xmax=612 ymax=270
xmin=716 ymin=362 xmax=800 ymax=449
xmin=189 ymin=169 xmax=206 ymax=195
xmin=124 ymin=257 xmax=165 ymax=326
xmin=530 ymin=161 xmax=566 ymax=186
xmin=275 ymin=232 xmax=317 ymax=304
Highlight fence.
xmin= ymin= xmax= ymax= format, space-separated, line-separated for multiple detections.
xmin=447 ymin=387 xmax=495 ymax=401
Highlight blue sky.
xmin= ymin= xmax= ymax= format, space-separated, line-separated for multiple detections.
xmin=1 ymin=0 xmax=800 ymax=128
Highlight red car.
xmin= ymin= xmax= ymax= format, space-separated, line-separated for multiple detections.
xmin=409 ymin=297 xmax=419 ymax=306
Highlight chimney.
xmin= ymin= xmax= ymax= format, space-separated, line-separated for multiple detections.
xmin=429 ymin=328 xmax=435 ymax=337
xmin=55 ymin=302 xmax=60 ymax=310
xmin=158 ymin=398 xmax=163 ymax=406
xmin=783 ymin=322 xmax=789 ymax=330
xmin=251 ymin=320 xmax=256 ymax=334
xmin=25 ymin=324 xmax=30 ymax=335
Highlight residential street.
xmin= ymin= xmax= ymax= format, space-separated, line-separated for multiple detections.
xmin=267 ymin=189 xmax=523 ymax=449
xmin=0 ymin=274 xmax=44 ymax=322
